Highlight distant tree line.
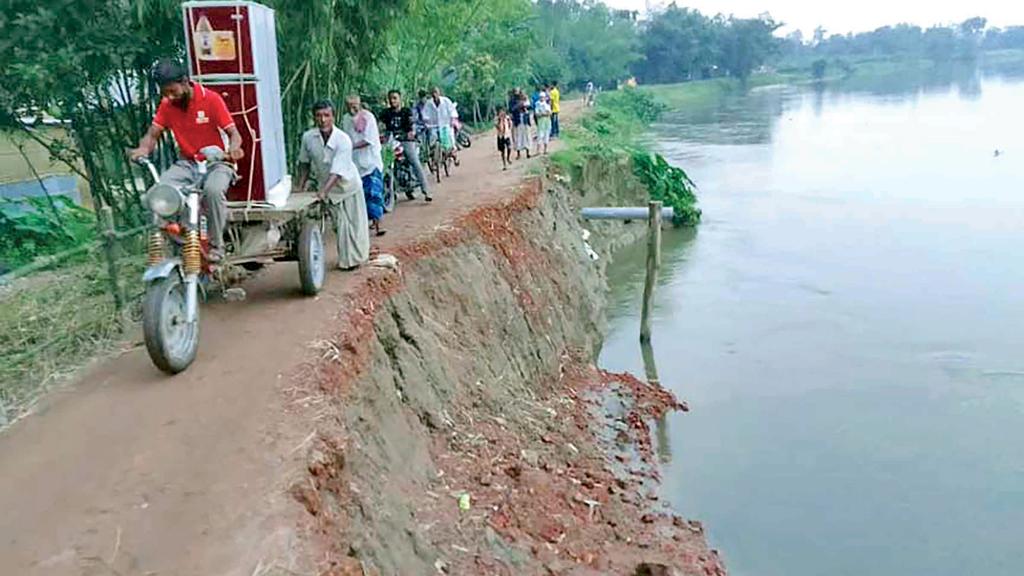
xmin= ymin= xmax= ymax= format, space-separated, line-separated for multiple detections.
xmin=782 ymin=17 xmax=1024 ymax=63
xmin=633 ymin=5 xmax=1024 ymax=85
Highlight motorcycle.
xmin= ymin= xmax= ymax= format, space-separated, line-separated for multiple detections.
xmin=382 ymin=135 xmax=422 ymax=207
xmin=134 ymin=145 xmax=328 ymax=374
xmin=453 ymin=116 xmax=472 ymax=149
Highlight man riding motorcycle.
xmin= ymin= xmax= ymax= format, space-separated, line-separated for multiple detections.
xmin=380 ymin=89 xmax=431 ymax=201
xmin=127 ymin=59 xmax=244 ymax=261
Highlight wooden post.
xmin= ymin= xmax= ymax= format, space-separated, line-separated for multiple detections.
xmin=640 ymin=340 xmax=660 ymax=384
xmin=639 ymin=200 xmax=662 ymax=343
xmin=99 ymin=206 xmax=128 ymax=333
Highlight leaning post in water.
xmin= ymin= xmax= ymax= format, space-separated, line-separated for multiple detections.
xmin=639 ymin=201 xmax=663 ymax=343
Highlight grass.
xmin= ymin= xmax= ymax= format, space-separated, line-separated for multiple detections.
xmin=640 ymin=72 xmax=801 ymax=109
xmin=0 ymin=239 xmax=145 ymax=425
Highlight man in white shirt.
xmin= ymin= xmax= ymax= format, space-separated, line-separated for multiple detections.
xmin=421 ymin=86 xmax=458 ymax=164
xmin=342 ymin=94 xmax=387 ymax=236
xmin=294 ymin=99 xmax=369 ymax=270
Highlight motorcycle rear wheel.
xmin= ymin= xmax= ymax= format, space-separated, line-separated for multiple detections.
xmin=297 ymin=220 xmax=325 ymax=296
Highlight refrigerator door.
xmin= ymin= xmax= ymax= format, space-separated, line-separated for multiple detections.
xmin=203 ymin=81 xmax=265 ymax=203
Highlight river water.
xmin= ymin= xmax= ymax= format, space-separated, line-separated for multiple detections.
xmin=598 ymin=64 xmax=1024 ymax=576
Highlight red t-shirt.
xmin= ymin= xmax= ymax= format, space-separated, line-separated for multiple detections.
xmin=152 ymin=83 xmax=235 ymax=160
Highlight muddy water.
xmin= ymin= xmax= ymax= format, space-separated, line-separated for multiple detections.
xmin=599 ymin=66 xmax=1024 ymax=576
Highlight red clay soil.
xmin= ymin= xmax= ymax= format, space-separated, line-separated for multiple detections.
xmin=410 ymin=362 xmax=724 ymax=576
xmin=312 ymin=180 xmax=550 ymax=400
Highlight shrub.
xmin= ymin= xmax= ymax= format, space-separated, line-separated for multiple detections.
xmin=0 ymin=196 xmax=96 ymax=270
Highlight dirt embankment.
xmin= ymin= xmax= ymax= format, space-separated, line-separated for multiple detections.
xmin=281 ymin=173 xmax=725 ymax=575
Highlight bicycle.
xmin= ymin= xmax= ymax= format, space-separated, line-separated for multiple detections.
xmin=427 ymin=127 xmax=455 ymax=183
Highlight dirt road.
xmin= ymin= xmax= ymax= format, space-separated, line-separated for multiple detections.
xmin=0 ymin=108 xmax=575 ymax=576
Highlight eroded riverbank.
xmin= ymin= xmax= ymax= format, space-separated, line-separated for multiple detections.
xmin=287 ymin=173 xmax=721 ymax=575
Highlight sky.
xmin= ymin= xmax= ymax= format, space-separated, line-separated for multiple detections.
xmin=602 ymin=0 xmax=1024 ymax=36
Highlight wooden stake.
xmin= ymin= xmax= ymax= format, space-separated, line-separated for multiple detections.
xmin=99 ymin=206 xmax=128 ymax=333
xmin=639 ymin=200 xmax=662 ymax=343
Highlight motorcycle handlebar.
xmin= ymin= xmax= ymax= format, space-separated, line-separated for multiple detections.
xmin=132 ymin=156 xmax=161 ymax=183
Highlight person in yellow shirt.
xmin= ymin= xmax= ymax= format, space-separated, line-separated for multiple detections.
xmin=549 ymin=81 xmax=561 ymax=138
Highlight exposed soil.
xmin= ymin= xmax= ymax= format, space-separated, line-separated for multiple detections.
xmin=0 ymin=102 xmax=724 ymax=576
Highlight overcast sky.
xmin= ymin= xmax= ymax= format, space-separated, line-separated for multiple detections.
xmin=602 ymin=0 xmax=1024 ymax=36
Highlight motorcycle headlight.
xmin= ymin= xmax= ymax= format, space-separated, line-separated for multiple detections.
xmin=145 ymin=183 xmax=183 ymax=217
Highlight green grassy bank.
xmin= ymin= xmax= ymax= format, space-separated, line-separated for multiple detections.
xmin=553 ymin=89 xmax=701 ymax=226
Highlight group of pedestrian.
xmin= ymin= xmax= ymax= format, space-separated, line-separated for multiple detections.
xmin=496 ymin=81 xmax=560 ymax=170
xmin=293 ymin=86 xmax=460 ymax=271
xmin=133 ymin=59 xmax=573 ymax=276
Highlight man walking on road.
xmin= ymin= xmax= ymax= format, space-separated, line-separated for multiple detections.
xmin=380 ymin=89 xmax=432 ymax=202
xmin=342 ymin=94 xmax=387 ymax=236
xmin=127 ymin=60 xmax=243 ymax=262
xmin=294 ymin=100 xmax=369 ymax=270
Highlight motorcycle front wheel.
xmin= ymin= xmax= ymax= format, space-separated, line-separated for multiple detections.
xmin=457 ymin=131 xmax=472 ymax=149
xmin=143 ymin=274 xmax=199 ymax=374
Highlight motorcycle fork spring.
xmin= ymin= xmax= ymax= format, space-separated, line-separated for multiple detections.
xmin=147 ymin=231 xmax=165 ymax=266
xmin=182 ymin=229 xmax=202 ymax=275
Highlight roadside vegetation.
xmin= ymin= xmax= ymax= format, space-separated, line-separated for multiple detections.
xmin=0 ymin=250 xmax=144 ymax=424
xmin=553 ymin=89 xmax=701 ymax=226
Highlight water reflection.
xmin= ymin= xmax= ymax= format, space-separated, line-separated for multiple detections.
xmin=640 ymin=340 xmax=672 ymax=464
xmin=811 ymin=82 xmax=825 ymax=117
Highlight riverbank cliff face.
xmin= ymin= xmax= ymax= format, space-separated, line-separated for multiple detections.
xmin=281 ymin=165 xmax=725 ymax=576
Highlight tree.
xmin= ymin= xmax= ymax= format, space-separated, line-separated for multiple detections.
xmin=984 ymin=26 xmax=1024 ymax=50
xmin=634 ymin=4 xmax=718 ymax=84
xmin=531 ymin=0 xmax=641 ymax=88
xmin=718 ymin=15 xmax=782 ymax=80
xmin=0 ymin=0 xmax=182 ymax=220
xmin=272 ymin=0 xmax=406 ymax=156
xmin=956 ymin=16 xmax=987 ymax=59
xmin=923 ymin=25 xmax=957 ymax=62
